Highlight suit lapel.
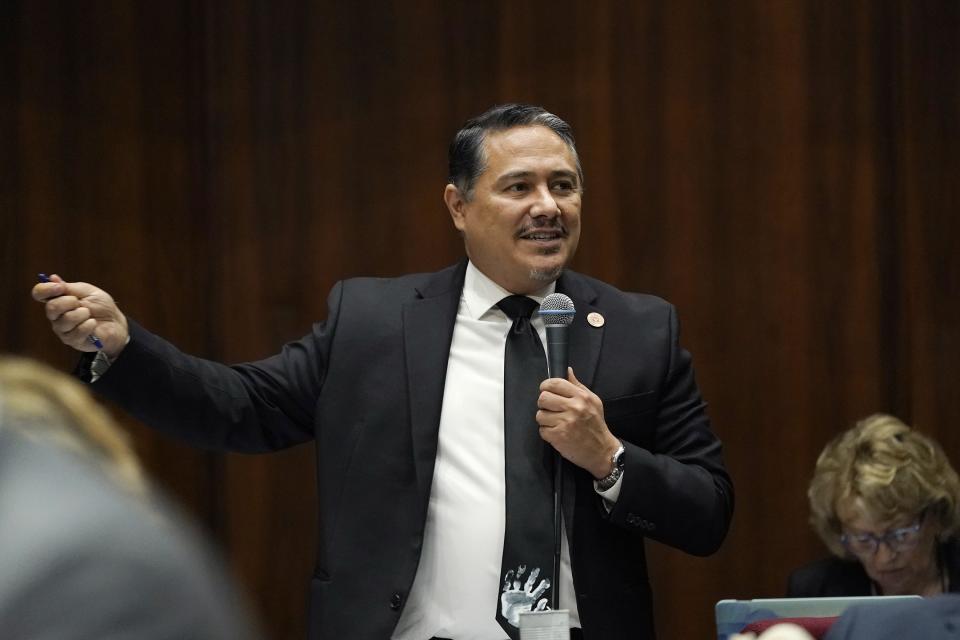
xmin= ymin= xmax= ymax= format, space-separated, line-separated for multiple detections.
xmin=556 ymin=271 xmax=603 ymax=391
xmin=403 ymin=262 xmax=467 ymax=500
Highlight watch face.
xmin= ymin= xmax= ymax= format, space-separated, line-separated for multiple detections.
xmin=614 ymin=446 xmax=625 ymax=468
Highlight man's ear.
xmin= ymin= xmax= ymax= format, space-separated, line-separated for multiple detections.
xmin=444 ymin=183 xmax=467 ymax=232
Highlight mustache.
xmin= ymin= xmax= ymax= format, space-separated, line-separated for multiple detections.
xmin=516 ymin=221 xmax=568 ymax=238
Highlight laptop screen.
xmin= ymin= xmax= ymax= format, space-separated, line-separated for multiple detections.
xmin=715 ymin=595 xmax=922 ymax=639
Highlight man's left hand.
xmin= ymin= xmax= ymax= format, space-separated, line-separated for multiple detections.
xmin=536 ymin=368 xmax=621 ymax=479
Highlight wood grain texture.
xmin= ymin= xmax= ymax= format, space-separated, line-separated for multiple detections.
xmin=2 ymin=2 xmax=957 ymax=637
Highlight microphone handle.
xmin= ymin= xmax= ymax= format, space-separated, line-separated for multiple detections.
xmin=545 ymin=325 xmax=569 ymax=379
xmin=545 ymin=324 xmax=568 ymax=610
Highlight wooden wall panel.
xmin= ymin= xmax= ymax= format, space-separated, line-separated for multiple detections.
xmin=2 ymin=2 xmax=957 ymax=638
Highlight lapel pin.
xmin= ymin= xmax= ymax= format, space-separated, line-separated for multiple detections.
xmin=587 ymin=312 xmax=605 ymax=328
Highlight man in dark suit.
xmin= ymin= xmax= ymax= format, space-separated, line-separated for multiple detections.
xmin=32 ymin=104 xmax=733 ymax=639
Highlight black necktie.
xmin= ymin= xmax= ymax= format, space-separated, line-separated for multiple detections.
xmin=495 ymin=295 xmax=554 ymax=638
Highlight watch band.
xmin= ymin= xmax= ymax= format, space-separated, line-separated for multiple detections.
xmin=595 ymin=442 xmax=625 ymax=492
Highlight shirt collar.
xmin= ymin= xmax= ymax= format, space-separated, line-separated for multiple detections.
xmin=462 ymin=261 xmax=556 ymax=321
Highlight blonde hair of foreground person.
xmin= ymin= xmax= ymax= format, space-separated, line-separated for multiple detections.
xmin=808 ymin=413 xmax=960 ymax=557
xmin=731 ymin=622 xmax=816 ymax=640
xmin=0 ymin=355 xmax=147 ymax=497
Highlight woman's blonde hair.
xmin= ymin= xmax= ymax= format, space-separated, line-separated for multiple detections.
xmin=808 ymin=413 xmax=960 ymax=556
xmin=0 ymin=355 xmax=147 ymax=497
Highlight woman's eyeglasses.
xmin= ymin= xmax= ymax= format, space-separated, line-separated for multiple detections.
xmin=840 ymin=518 xmax=923 ymax=556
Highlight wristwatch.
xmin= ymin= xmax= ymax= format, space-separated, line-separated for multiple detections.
xmin=595 ymin=441 xmax=625 ymax=492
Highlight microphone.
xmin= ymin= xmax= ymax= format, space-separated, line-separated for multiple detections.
xmin=538 ymin=292 xmax=575 ymax=612
xmin=539 ymin=293 xmax=576 ymax=379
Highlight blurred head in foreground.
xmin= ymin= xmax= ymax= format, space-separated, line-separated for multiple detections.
xmin=0 ymin=355 xmax=260 ymax=639
xmin=731 ymin=622 xmax=816 ymax=640
xmin=0 ymin=355 xmax=146 ymax=494
xmin=808 ymin=413 xmax=960 ymax=596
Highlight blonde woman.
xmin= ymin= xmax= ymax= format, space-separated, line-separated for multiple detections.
xmin=788 ymin=414 xmax=960 ymax=597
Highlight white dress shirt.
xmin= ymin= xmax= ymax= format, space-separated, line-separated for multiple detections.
xmin=393 ymin=262 xmax=600 ymax=639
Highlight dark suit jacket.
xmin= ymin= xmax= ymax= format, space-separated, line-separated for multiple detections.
xmin=825 ymin=594 xmax=960 ymax=639
xmin=86 ymin=262 xmax=733 ymax=639
xmin=787 ymin=539 xmax=960 ymax=597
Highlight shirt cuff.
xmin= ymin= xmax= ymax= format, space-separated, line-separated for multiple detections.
xmin=90 ymin=335 xmax=130 ymax=382
xmin=90 ymin=350 xmax=112 ymax=382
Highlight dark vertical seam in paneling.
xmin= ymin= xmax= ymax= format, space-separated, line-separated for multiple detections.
xmin=186 ymin=0 xmax=228 ymax=541
xmin=871 ymin=0 xmax=909 ymax=419
xmin=59 ymin=4 xmax=79 ymax=252
xmin=292 ymin=2 xmax=310 ymax=303
xmin=706 ymin=1 xmax=730 ymax=315
xmin=1 ymin=1 xmax=24 ymax=346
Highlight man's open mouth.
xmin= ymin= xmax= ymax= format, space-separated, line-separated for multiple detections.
xmin=518 ymin=229 xmax=566 ymax=241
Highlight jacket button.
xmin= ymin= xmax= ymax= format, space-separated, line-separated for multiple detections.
xmin=390 ymin=592 xmax=404 ymax=610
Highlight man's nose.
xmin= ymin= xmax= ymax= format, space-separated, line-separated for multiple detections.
xmin=529 ymin=185 xmax=561 ymax=218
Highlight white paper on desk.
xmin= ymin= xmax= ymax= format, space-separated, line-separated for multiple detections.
xmin=518 ymin=609 xmax=570 ymax=640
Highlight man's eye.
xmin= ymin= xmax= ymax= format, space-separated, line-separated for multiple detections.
xmin=507 ymin=183 xmax=528 ymax=193
xmin=552 ymin=181 xmax=574 ymax=192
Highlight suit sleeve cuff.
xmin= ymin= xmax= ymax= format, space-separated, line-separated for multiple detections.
xmin=594 ymin=470 xmax=624 ymax=512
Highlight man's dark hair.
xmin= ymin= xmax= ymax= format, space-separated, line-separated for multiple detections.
xmin=447 ymin=104 xmax=583 ymax=199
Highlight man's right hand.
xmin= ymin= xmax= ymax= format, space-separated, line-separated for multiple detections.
xmin=32 ymin=274 xmax=130 ymax=360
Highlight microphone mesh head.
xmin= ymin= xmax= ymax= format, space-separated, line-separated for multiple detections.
xmin=539 ymin=293 xmax=576 ymax=327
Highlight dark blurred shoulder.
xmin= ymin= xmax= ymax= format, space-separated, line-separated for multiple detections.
xmin=787 ymin=556 xmax=871 ymax=597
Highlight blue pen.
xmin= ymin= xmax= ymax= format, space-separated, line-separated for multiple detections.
xmin=38 ymin=273 xmax=104 ymax=350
